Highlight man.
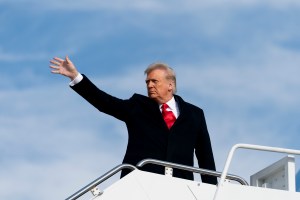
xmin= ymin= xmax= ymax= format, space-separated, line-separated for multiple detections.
xmin=49 ymin=56 xmax=217 ymax=184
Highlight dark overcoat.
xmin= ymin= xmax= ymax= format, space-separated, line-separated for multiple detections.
xmin=71 ymin=75 xmax=217 ymax=184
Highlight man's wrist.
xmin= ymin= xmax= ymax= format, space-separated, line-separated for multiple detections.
xmin=69 ymin=73 xmax=83 ymax=86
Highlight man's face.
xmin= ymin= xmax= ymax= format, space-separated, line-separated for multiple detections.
xmin=145 ymin=69 xmax=173 ymax=104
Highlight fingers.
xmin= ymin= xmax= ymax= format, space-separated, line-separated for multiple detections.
xmin=50 ymin=57 xmax=61 ymax=66
xmin=49 ymin=61 xmax=60 ymax=67
xmin=49 ymin=64 xmax=59 ymax=70
xmin=49 ymin=57 xmax=63 ymax=74
xmin=65 ymin=55 xmax=70 ymax=64
xmin=49 ymin=65 xmax=60 ymax=74
xmin=49 ymin=56 xmax=76 ymax=79
xmin=50 ymin=57 xmax=63 ymax=65
xmin=53 ymin=57 xmax=64 ymax=62
xmin=50 ymin=69 xmax=60 ymax=74
xmin=50 ymin=56 xmax=73 ymax=66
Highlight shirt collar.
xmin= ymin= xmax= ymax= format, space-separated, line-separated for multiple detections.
xmin=166 ymin=96 xmax=176 ymax=111
xmin=159 ymin=96 xmax=176 ymax=110
xmin=159 ymin=96 xmax=179 ymax=118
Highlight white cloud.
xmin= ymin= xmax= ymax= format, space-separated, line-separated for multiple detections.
xmin=1 ymin=49 xmax=300 ymax=199
xmin=3 ymin=0 xmax=300 ymax=12
xmin=178 ymin=43 xmax=300 ymax=108
xmin=0 ymin=82 xmax=128 ymax=200
xmin=174 ymin=43 xmax=300 ymax=179
xmin=0 ymin=47 xmax=77 ymax=63
xmin=1 ymin=1 xmax=300 ymax=198
xmin=0 ymin=50 xmax=46 ymax=62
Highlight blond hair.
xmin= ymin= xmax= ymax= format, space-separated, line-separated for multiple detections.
xmin=144 ymin=62 xmax=177 ymax=94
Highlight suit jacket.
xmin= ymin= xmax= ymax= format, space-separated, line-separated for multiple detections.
xmin=71 ymin=75 xmax=217 ymax=184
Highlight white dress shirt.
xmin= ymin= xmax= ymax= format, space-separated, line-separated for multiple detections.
xmin=160 ymin=97 xmax=179 ymax=119
xmin=69 ymin=73 xmax=83 ymax=86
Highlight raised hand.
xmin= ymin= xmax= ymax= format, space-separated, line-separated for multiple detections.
xmin=49 ymin=56 xmax=78 ymax=80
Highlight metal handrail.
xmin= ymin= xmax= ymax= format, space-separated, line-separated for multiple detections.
xmin=65 ymin=164 xmax=137 ymax=200
xmin=213 ymin=143 xmax=300 ymax=200
xmin=136 ymin=158 xmax=249 ymax=185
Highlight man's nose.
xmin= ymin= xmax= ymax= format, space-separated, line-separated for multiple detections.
xmin=147 ymin=81 xmax=153 ymax=88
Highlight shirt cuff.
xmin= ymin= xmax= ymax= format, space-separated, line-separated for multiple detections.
xmin=69 ymin=73 xmax=83 ymax=86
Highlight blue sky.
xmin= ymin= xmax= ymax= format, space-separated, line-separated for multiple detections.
xmin=1 ymin=0 xmax=300 ymax=199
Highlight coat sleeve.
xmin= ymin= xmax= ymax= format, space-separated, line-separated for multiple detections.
xmin=70 ymin=74 xmax=131 ymax=122
xmin=195 ymin=110 xmax=218 ymax=185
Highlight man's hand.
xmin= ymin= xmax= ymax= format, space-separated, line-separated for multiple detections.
xmin=49 ymin=56 xmax=79 ymax=80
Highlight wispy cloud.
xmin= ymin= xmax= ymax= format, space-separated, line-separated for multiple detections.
xmin=0 ymin=49 xmax=48 ymax=62
xmin=4 ymin=0 xmax=300 ymax=12
xmin=171 ymin=40 xmax=300 ymax=177
xmin=1 ymin=0 xmax=300 ymax=199
xmin=0 ymin=83 xmax=127 ymax=199
xmin=1 ymin=54 xmax=299 ymax=199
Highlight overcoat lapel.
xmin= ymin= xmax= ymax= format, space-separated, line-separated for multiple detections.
xmin=173 ymin=95 xmax=187 ymax=126
xmin=140 ymin=95 xmax=167 ymax=129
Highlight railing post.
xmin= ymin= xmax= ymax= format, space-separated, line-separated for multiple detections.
xmin=213 ymin=144 xmax=300 ymax=200
xmin=136 ymin=158 xmax=248 ymax=185
xmin=65 ymin=164 xmax=137 ymax=200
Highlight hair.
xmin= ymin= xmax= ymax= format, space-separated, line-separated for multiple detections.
xmin=144 ymin=62 xmax=177 ymax=94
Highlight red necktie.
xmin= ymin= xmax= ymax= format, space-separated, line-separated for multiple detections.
xmin=161 ymin=103 xmax=176 ymax=129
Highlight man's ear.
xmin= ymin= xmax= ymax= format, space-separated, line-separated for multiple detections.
xmin=168 ymin=81 xmax=173 ymax=91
